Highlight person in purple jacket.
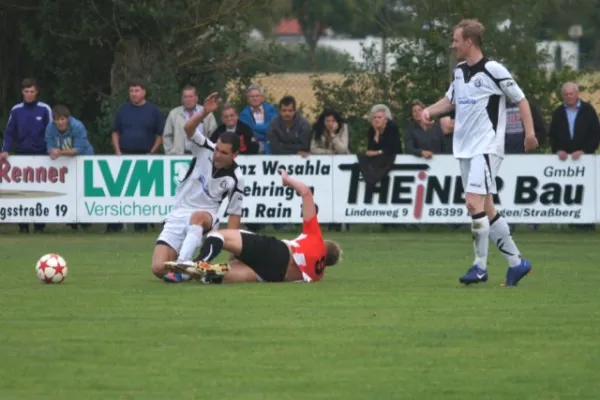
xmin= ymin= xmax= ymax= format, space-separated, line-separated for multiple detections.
xmin=1 ymin=78 xmax=52 ymax=234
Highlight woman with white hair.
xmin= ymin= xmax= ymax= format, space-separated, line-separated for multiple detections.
xmin=366 ymin=104 xmax=402 ymax=156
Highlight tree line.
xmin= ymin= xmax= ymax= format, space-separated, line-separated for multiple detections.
xmin=1 ymin=0 xmax=598 ymax=153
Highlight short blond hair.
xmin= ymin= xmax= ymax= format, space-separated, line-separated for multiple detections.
xmin=454 ymin=19 xmax=485 ymax=47
xmin=325 ymin=240 xmax=342 ymax=266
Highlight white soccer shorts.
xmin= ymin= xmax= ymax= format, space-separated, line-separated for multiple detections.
xmin=458 ymin=154 xmax=502 ymax=195
xmin=156 ymin=210 xmax=220 ymax=253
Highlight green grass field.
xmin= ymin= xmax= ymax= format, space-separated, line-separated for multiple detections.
xmin=1 ymin=225 xmax=599 ymax=399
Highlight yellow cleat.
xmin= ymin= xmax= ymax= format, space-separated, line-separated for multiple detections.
xmin=195 ymin=262 xmax=230 ymax=276
xmin=163 ymin=261 xmax=230 ymax=280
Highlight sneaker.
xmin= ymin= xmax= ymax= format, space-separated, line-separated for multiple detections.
xmin=503 ymin=259 xmax=532 ymax=287
xmin=459 ymin=265 xmax=488 ymax=285
xmin=163 ymin=272 xmax=186 ymax=283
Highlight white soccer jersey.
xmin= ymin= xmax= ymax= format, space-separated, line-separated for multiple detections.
xmin=172 ymin=131 xmax=245 ymax=217
xmin=445 ymin=58 xmax=525 ymax=159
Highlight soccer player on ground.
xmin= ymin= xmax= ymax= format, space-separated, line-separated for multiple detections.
xmin=164 ymin=169 xmax=341 ymax=284
xmin=421 ymin=19 xmax=538 ymax=286
xmin=151 ymin=93 xmax=245 ymax=283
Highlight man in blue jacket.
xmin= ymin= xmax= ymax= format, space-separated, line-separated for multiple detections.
xmin=1 ymin=78 xmax=52 ymax=233
xmin=238 ymin=84 xmax=277 ymax=154
xmin=45 ymin=104 xmax=95 ymax=158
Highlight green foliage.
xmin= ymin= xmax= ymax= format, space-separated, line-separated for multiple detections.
xmin=242 ymin=40 xmax=353 ymax=74
xmin=94 ymin=58 xmax=183 ymax=154
xmin=2 ymin=0 xmax=282 ymax=154
xmin=289 ymin=0 xmax=383 ymax=70
xmin=312 ymin=0 xmax=595 ymax=153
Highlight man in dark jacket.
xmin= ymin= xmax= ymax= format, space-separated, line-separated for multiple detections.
xmin=267 ymin=96 xmax=311 ymax=156
xmin=1 ymin=78 xmax=52 ymax=233
xmin=549 ymin=82 xmax=599 ymax=231
xmin=549 ymin=82 xmax=600 ymax=160
xmin=210 ymin=104 xmax=259 ymax=154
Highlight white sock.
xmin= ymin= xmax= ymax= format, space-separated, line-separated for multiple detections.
xmin=471 ymin=213 xmax=490 ymax=269
xmin=178 ymin=225 xmax=204 ymax=262
xmin=489 ymin=214 xmax=522 ymax=267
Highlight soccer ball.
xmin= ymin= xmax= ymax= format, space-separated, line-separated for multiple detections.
xmin=36 ymin=253 xmax=68 ymax=284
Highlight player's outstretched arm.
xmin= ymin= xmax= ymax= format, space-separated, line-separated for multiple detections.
xmin=422 ymin=97 xmax=454 ymax=123
xmin=183 ymin=92 xmax=221 ymax=139
xmin=280 ymin=168 xmax=316 ymax=221
xmin=516 ymin=98 xmax=538 ymax=152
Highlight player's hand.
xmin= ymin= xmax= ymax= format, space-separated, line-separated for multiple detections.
xmin=524 ymin=135 xmax=538 ymax=152
xmin=421 ymin=109 xmax=432 ymax=124
xmin=279 ymin=168 xmax=292 ymax=187
xmin=202 ymin=92 xmax=222 ymax=113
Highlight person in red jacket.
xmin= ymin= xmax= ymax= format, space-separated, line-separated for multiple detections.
xmin=164 ymin=169 xmax=341 ymax=283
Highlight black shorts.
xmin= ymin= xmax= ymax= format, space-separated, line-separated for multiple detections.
xmin=239 ymin=233 xmax=290 ymax=282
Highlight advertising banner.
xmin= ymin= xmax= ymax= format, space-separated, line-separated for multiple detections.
xmin=332 ymin=155 xmax=468 ymax=223
xmin=331 ymin=155 xmax=597 ymax=224
xmin=495 ymin=155 xmax=596 ymax=223
xmin=76 ymin=156 xmax=182 ymax=223
xmin=0 ymin=157 xmax=78 ymax=223
xmin=75 ymin=155 xmax=334 ymax=223
xmin=222 ymin=155 xmax=334 ymax=223
xmin=1 ymin=155 xmax=597 ymax=224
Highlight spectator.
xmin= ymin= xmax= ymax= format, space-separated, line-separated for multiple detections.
xmin=439 ymin=112 xmax=454 ymax=154
xmin=310 ymin=109 xmax=350 ymax=154
xmin=311 ymin=108 xmax=350 ymax=232
xmin=1 ymin=77 xmax=51 ymax=234
xmin=363 ymin=104 xmax=403 ymax=231
xmin=366 ymin=104 xmax=402 ymax=156
xmin=163 ymin=84 xmax=217 ymax=155
xmin=504 ymin=101 xmax=547 ymax=232
xmin=549 ymin=82 xmax=600 ymax=160
xmin=549 ymin=82 xmax=600 ymax=232
xmin=210 ymin=104 xmax=259 ymax=154
xmin=45 ymin=105 xmax=94 ymax=158
xmin=265 ymin=95 xmax=311 ymax=232
xmin=109 ymin=78 xmax=164 ymax=233
xmin=239 ymin=84 xmax=278 ymax=153
xmin=45 ymin=104 xmax=94 ymax=231
xmin=505 ymin=101 xmax=546 ymax=154
xmin=267 ymin=96 xmax=311 ymax=156
xmin=405 ymin=100 xmax=445 ymax=159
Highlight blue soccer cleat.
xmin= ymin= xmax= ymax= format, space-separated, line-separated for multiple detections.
xmin=163 ymin=272 xmax=186 ymax=283
xmin=459 ymin=265 xmax=488 ymax=285
xmin=503 ymin=259 xmax=532 ymax=287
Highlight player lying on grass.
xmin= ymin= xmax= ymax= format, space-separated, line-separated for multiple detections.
xmin=164 ymin=169 xmax=342 ymax=283
xmin=152 ymin=93 xmax=245 ymax=283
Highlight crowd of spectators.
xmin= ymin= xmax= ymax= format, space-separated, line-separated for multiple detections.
xmin=1 ymin=78 xmax=599 ymax=233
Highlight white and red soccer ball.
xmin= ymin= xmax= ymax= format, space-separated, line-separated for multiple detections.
xmin=36 ymin=253 xmax=68 ymax=284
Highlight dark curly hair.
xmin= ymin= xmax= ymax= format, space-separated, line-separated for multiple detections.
xmin=312 ymin=109 xmax=344 ymax=142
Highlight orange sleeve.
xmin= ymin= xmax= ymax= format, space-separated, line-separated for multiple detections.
xmin=302 ymin=216 xmax=322 ymax=237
